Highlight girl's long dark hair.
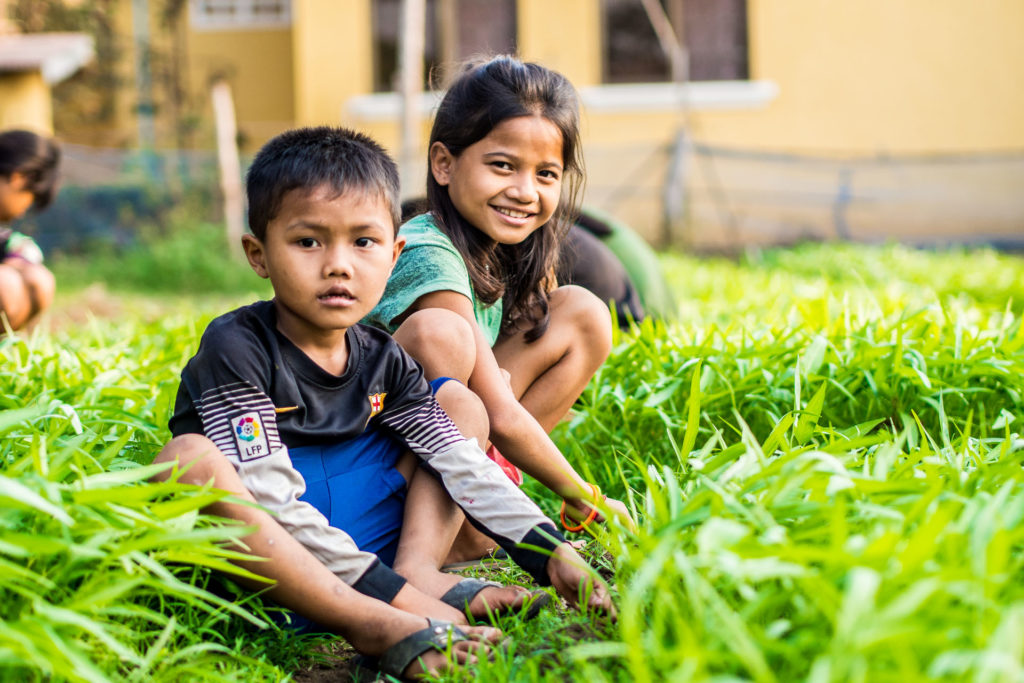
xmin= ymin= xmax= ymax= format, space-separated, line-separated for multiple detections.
xmin=0 ymin=130 xmax=61 ymax=210
xmin=426 ymin=56 xmax=584 ymax=342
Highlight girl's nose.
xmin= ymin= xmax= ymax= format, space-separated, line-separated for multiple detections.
xmin=507 ymin=173 xmax=539 ymax=203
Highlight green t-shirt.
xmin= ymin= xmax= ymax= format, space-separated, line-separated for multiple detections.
xmin=365 ymin=213 xmax=504 ymax=347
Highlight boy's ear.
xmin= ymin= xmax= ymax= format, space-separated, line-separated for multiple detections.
xmin=241 ymin=234 xmax=270 ymax=278
xmin=390 ymin=235 xmax=406 ymax=272
xmin=429 ymin=142 xmax=454 ymax=186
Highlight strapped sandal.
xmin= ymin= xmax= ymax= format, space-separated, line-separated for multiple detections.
xmin=440 ymin=577 xmax=551 ymax=622
xmin=376 ymin=618 xmax=469 ymax=680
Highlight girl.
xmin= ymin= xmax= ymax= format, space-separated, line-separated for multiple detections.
xmin=0 ymin=129 xmax=59 ymax=331
xmin=366 ymin=56 xmax=633 ymax=565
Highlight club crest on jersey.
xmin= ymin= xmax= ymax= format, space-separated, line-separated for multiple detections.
xmin=233 ymin=411 xmax=271 ymax=461
xmin=368 ymin=392 xmax=387 ymax=418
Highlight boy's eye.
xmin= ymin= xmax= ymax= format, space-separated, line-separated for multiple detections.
xmin=297 ymin=237 xmax=320 ymax=248
xmin=354 ymin=237 xmax=376 ymax=248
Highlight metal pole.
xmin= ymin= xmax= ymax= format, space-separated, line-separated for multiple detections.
xmin=130 ymin=0 xmax=156 ymax=149
xmin=638 ymin=0 xmax=689 ymax=246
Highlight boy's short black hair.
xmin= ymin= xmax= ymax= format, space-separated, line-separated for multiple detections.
xmin=0 ymin=129 xmax=61 ymax=211
xmin=246 ymin=126 xmax=400 ymax=241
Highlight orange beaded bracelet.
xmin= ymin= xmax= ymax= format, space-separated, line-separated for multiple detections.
xmin=559 ymin=483 xmax=603 ymax=532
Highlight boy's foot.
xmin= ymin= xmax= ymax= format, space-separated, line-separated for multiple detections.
xmin=374 ymin=620 xmax=502 ymax=679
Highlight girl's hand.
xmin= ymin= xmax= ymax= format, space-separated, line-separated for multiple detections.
xmin=563 ymin=492 xmax=637 ymax=533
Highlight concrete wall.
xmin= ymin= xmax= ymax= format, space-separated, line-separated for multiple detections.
xmin=0 ymin=71 xmax=52 ymax=133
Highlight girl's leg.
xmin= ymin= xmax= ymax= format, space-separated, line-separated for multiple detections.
xmin=492 ymin=285 xmax=612 ymax=431
xmin=391 ymin=381 xmax=532 ymax=615
xmin=153 ymin=434 xmax=499 ymax=678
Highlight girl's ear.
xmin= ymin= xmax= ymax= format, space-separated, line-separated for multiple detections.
xmin=429 ymin=142 xmax=455 ymax=186
xmin=242 ymin=234 xmax=270 ymax=279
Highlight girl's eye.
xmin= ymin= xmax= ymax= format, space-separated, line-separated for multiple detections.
xmin=539 ymin=169 xmax=561 ymax=181
xmin=297 ymin=237 xmax=319 ymax=248
xmin=490 ymin=160 xmax=513 ymax=171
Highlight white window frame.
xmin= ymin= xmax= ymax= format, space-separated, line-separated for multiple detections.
xmin=190 ymin=0 xmax=292 ymax=31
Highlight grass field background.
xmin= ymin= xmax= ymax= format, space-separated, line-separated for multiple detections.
xmin=2 ymin=241 xmax=1022 ymax=681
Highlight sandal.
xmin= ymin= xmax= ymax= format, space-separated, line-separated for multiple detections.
xmin=371 ymin=618 xmax=470 ymax=680
xmin=440 ymin=577 xmax=550 ymax=622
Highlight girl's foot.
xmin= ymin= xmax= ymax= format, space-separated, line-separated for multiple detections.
xmin=440 ymin=578 xmax=548 ymax=621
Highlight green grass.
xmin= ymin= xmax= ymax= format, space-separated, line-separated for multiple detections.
xmin=3 ymin=241 xmax=1023 ymax=681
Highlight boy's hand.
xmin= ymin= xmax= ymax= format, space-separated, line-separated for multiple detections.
xmin=546 ymin=543 xmax=616 ymax=618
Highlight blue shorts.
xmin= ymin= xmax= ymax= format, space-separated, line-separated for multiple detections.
xmin=289 ymin=377 xmax=454 ymax=567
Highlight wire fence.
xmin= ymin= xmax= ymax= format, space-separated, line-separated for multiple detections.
xmin=19 ymin=140 xmax=1024 ymax=255
xmin=585 ymin=140 xmax=1024 ymax=252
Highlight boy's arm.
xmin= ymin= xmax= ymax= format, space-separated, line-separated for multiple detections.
xmin=174 ymin=333 xmax=409 ymax=603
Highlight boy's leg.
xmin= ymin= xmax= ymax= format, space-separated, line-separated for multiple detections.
xmin=0 ymin=262 xmax=32 ymax=330
xmin=153 ymin=434 xmax=500 ymax=677
xmin=391 ymin=381 xmax=534 ymax=616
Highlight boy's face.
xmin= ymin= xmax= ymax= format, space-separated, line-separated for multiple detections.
xmin=242 ymin=185 xmax=403 ymax=345
xmin=0 ymin=173 xmax=35 ymax=222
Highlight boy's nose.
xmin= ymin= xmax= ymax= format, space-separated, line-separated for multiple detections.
xmin=323 ymin=247 xmax=353 ymax=277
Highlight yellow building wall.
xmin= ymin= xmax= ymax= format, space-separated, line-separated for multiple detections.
xmin=186 ymin=27 xmax=295 ymax=151
xmin=517 ymin=0 xmax=601 ymax=87
xmin=736 ymin=0 xmax=1024 ymax=153
xmin=0 ymin=73 xmax=53 ymax=133
xmin=293 ymin=0 xmax=374 ymax=128
xmin=582 ymin=0 xmax=1024 ymax=156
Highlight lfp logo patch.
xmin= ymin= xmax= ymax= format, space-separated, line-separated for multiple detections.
xmin=233 ymin=411 xmax=271 ymax=461
xmin=236 ymin=415 xmax=260 ymax=441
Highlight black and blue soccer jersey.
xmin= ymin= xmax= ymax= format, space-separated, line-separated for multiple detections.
xmin=170 ymin=300 xmax=565 ymax=601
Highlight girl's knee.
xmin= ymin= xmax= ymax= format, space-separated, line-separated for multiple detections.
xmin=434 ymin=380 xmax=489 ymax=444
xmin=394 ymin=309 xmax=477 ymax=379
xmin=553 ymin=285 xmax=613 ymax=356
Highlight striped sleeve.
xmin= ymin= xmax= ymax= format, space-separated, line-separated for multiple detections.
xmin=378 ymin=395 xmax=566 ymax=585
xmin=194 ymin=381 xmax=283 ymax=462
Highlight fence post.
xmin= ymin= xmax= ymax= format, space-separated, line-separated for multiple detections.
xmin=211 ymin=79 xmax=245 ymax=256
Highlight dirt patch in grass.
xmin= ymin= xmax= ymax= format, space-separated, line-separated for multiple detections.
xmin=293 ymin=640 xmax=362 ymax=683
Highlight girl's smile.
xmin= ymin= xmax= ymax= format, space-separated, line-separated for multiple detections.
xmin=430 ymin=115 xmax=564 ymax=245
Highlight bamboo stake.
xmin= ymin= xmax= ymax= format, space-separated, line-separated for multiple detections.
xmin=211 ymin=79 xmax=245 ymax=256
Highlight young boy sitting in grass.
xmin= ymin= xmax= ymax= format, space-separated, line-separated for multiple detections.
xmin=155 ymin=126 xmax=614 ymax=679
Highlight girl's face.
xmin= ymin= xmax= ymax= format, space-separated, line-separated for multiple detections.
xmin=0 ymin=173 xmax=34 ymax=222
xmin=430 ymin=115 xmax=564 ymax=245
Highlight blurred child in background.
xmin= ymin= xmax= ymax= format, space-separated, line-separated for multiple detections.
xmin=0 ymin=130 xmax=60 ymax=330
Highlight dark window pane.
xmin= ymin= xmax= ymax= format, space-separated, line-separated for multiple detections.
xmin=373 ymin=0 xmax=515 ymax=92
xmin=602 ymin=0 xmax=748 ymax=83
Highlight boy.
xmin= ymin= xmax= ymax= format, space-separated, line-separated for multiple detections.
xmin=0 ymin=129 xmax=59 ymax=330
xmin=156 ymin=127 xmax=613 ymax=679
